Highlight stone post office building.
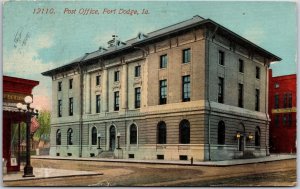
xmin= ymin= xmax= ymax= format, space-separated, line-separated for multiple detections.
xmin=42 ymin=15 xmax=281 ymax=161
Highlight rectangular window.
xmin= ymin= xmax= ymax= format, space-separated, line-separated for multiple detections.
xmin=239 ymin=59 xmax=244 ymax=73
xmin=274 ymin=115 xmax=279 ymax=127
xmin=288 ymin=113 xmax=292 ymax=126
xmin=114 ymin=91 xmax=119 ymax=111
xmin=283 ymin=114 xmax=287 ymax=126
xmin=182 ymin=48 xmax=191 ymax=64
xmin=159 ymin=80 xmax=167 ymax=105
xmin=218 ymin=77 xmax=224 ymax=103
xmin=288 ymin=93 xmax=292 ymax=108
xmin=96 ymin=75 xmax=101 ymax=86
xmin=256 ymin=67 xmax=260 ymax=79
xmin=96 ymin=95 xmax=100 ymax=113
xmin=182 ymin=75 xmax=190 ymax=102
xmin=135 ymin=65 xmax=141 ymax=77
xmin=69 ymin=79 xmax=73 ymax=89
xmin=69 ymin=98 xmax=73 ymax=116
xmin=238 ymin=83 xmax=244 ymax=108
xmin=219 ymin=51 xmax=225 ymax=66
xmin=255 ymin=89 xmax=260 ymax=111
xmin=58 ymin=100 xmax=62 ymax=117
xmin=160 ymin=55 xmax=168 ymax=68
xmin=114 ymin=71 xmax=120 ymax=82
xmin=58 ymin=81 xmax=62 ymax=91
xmin=274 ymin=94 xmax=279 ymax=109
xmin=135 ymin=87 xmax=141 ymax=108
xmin=283 ymin=93 xmax=288 ymax=108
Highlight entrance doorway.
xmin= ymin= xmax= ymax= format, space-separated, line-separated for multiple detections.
xmin=238 ymin=123 xmax=245 ymax=152
xmin=238 ymin=136 xmax=244 ymax=151
xmin=109 ymin=126 xmax=116 ymax=151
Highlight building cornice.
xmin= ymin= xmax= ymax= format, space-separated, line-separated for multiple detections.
xmin=41 ymin=16 xmax=281 ymax=77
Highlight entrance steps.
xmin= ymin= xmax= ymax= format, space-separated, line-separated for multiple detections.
xmin=98 ymin=151 xmax=115 ymax=159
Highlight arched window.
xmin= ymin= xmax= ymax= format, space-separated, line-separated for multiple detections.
xmin=218 ymin=121 xmax=225 ymax=145
xmin=91 ymin=127 xmax=97 ymax=145
xmin=157 ymin=121 xmax=167 ymax=144
xmin=255 ymin=127 xmax=261 ymax=146
xmin=179 ymin=120 xmax=190 ymax=144
xmin=56 ymin=129 xmax=61 ymax=145
xmin=67 ymin=128 xmax=73 ymax=145
xmin=130 ymin=124 xmax=137 ymax=144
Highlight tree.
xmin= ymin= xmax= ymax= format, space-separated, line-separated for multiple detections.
xmin=33 ymin=110 xmax=51 ymax=147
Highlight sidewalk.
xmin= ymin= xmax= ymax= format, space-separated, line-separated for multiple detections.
xmin=3 ymin=167 xmax=102 ymax=182
xmin=32 ymin=153 xmax=296 ymax=166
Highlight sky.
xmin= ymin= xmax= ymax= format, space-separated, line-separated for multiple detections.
xmin=3 ymin=1 xmax=297 ymax=111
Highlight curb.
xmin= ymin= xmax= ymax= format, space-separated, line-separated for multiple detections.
xmin=31 ymin=155 xmax=296 ymax=167
xmin=3 ymin=173 xmax=103 ymax=182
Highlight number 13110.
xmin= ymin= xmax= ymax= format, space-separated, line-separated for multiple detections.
xmin=33 ymin=8 xmax=55 ymax=14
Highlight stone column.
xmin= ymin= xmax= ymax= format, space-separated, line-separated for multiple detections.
xmin=85 ymin=73 xmax=91 ymax=114
xmin=121 ymin=63 xmax=128 ymax=111
xmin=141 ymin=59 xmax=147 ymax=110
xmin=102 ymin=68 xmax=108 ymax=112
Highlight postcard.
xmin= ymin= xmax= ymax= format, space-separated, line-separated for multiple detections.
xmin=2 ymin=1 xmax=297 ymax=187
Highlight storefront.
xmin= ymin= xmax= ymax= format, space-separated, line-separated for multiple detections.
xmin=3 ymin=76 xmax=39 ymax=172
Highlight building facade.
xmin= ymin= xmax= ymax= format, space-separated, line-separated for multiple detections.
xmin=42 ymin=16 xmax=280 ymax=161
xmin=3 ymin=76 xmax=39 ymax=172
xmin=268 ymin=70 xmax=296 ymax=153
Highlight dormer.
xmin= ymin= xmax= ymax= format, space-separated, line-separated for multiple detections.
xmin=137 ymin=32 xmax=148 ymax=41
xmin=107 ymin=35 xmax=126 ymax=48
xmin=99 ymin=46 xmax=107 ymax=53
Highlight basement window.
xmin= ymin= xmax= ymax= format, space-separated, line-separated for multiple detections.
xmin=67 ymin=153 xmax=72 ymax=156
xmin=157 ymin=155 xmax=164 ymax=160
xmin=179 ymin=155 xmax=188 ymax=160
xmin=128 ymin=154 xmax=135 ymax=159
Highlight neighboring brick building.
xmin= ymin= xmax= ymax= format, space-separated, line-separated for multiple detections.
xmin=269 ymin=70 xmax=296 ymax=153
xmin=3 ymin=76 xmax=39 ymax=172
xmin=42 ymin=15 xmax=280 ymax=161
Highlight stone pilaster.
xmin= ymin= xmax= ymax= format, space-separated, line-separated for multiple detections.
xmin=84 ymin=73 xmax=91 ymax=114
xmin=121 ymin=63 xmax=128 ymax=111
xmin=102 ymin=68 xmax=108 ymax=112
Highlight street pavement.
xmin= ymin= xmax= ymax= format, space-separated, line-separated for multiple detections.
xmin=2 ymin=154 xmax=296 ymax=186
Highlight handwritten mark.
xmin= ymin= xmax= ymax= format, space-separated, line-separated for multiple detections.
xmin=14 ymin=27 xmax=30 ymax=53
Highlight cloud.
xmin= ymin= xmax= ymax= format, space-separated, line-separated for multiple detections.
xmin=32 ymin=85 xmax=52 ymax=111
xmin=34 ymin=33 xmax=54 ymax=49
xmin=93 ymin=31 xmax=116 ymax=48
xmin=3 ymin=48 xmax=54 ymax=74
xmin=243 ymin=26 xmax=265 ymax=45
xmin=3 ymin=33 xmax=57 ymax=111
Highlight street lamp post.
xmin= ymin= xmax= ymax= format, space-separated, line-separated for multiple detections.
xmin=117 ymin=132 xmax=121 ymax=149
xmin=16 ymin=96 xmax=39 ymax=177
xmin=97 ymin=133 xmax=101 ymax=149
